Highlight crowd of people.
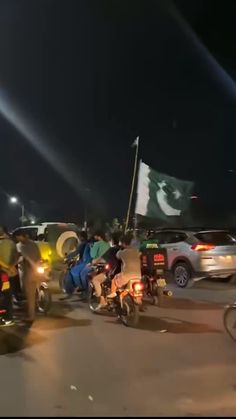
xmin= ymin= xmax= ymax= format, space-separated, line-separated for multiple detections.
xmin=0 ymin=226 xmax=41 ymax=328
xmin=63 ymin=230 xmax=142 ymax=310
xmin=0 ymin=224 xmax=155 ymax=328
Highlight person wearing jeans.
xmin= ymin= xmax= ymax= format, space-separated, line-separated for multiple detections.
xmin=80 ymin=230 xmax=110 ymax=292
xmin=92 ymin=232 xmax=121 ymax=310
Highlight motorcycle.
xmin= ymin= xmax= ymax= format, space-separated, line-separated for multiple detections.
xmin=88 ymin=263 xmax=144 ymax=327
xmin=223 ymin=302 xmax=236 ymax=341
xmin=141 ymin=248 xmax=172 ymax=306
xmin=58 ymin=254 xmax=80 ymax=292
xmin=35 ymin=260 xmax=52 ymax=314
xmin=142 ymin=270 xmax=172 ymax=306
xmin=59 ymin=254 xmax=92 ymax=300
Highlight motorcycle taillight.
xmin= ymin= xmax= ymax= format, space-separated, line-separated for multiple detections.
xmin=132 ymin=282 xmax=144 ymax=293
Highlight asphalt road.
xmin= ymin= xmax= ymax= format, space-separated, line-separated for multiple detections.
xmin=0 ymin=279 xmax=236 ymax=417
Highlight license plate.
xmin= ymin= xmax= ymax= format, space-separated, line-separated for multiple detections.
xmin=157 ymin=279 xmax=166 ymax=287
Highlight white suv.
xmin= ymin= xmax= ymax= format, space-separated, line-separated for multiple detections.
xmin=153 ymin=229 xmax=236 ymax=287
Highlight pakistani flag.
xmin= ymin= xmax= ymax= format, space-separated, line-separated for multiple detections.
xmin=135 ymin=162 xmax=194 ymax=221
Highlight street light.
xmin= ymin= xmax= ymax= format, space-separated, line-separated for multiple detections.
xmin=9 ymin=196 xmax=25 ymax=226
xmin=10 ymin=196 xmax=18 ymax=204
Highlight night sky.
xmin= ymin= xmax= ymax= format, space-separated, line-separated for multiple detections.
xmin=0 ymin=0 xmax=236 ymax=227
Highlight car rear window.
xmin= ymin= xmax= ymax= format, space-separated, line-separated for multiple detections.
xmin=195 ymin=232 xmax=236 ymax=246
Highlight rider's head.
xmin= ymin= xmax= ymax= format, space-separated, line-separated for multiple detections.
xmin=111 ymin=232 xmax=121 ymax=247
xmin=14 ymin=230 xmax=30 ymax=244
xmin=147 ymin=230 xmax=154 ymax=240
xmin=0 ymin=226 xmax=9 ymax=238
xmin=94 ymin=230 xmax=106 ymax=242
xmin=120 ymin=233 xmax=133 ymax=248
xmin=79 ymin=231 xmax=88 ymax=242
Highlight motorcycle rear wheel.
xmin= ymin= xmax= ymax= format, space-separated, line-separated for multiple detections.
xmin=150 ymin=283 xmax=163 ymax=306
xmin=224 ymin=306 xmax=236 ymax=341
xmin=119 ymin=295 xmax=139 ymax=327
xmin=88 ymin=285 xmax=100 ymax=313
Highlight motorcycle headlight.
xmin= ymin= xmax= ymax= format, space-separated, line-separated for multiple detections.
xmin=37 ymin=266 xmax=45 ymax=274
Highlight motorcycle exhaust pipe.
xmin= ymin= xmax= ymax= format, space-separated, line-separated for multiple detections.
xmin=163 ymin=290 xmax=172 ymax=297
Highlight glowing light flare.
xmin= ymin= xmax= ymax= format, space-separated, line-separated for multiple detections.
xmin=10 ymin=196 xmax=18 ymax=204
xmin=36 ymin=266 xmax=45 ymax=274
xmin=167 ymin=1 xmax=236 ymax=98
xmin=0 ymin=88 xmax=95 ymax=201
xmin=132 ymin=282 xmax=144 ymax=293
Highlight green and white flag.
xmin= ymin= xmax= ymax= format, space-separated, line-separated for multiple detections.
xmin=135 ymin=162 xmax=194 ymax=220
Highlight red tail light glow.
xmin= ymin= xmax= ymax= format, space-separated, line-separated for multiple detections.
xmin=132 ymin=282 xmax=144 ymax=293
xmin=154 ymin=253 xmax=165 ymax=263
xmin=191 ymin=242 xmax=215 ymax=251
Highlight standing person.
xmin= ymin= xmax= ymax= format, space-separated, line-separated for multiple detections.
xmin=0 ymin=226 xmax=18 ymax=326
xmin=2 ymin=227 xmax=23 ymax=304
xmin=14 ymin=230 xmax=41 ymax=327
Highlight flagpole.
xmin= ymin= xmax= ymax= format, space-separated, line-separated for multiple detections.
xmin=125 ymin=137 xmax=139 ymax=233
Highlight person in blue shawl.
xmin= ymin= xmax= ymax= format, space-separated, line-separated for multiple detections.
xmin=63 ymin=235 xmax=94 ymax=297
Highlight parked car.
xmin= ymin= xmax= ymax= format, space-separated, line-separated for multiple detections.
xmin=151 ymin=229 xmax=236 ymax=287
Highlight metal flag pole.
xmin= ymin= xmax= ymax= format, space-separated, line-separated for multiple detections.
xmin=125 ymin=136 xmax=140 ymax=233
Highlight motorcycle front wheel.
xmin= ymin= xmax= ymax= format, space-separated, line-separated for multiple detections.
xmin=58 ymin=271 xmax=67 ymax=293
xmin=119 ymin=295 xmax=139 ymax=328
xmin=36 ymin=286 xmax=52 ymax=315
xmin=224 ymin=306 xmax=236 ymax=341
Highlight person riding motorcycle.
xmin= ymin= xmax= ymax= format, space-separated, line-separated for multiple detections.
xmin=67 ymin=231 xmax=88 ymax=262
xmin=79 ymin=230 xmax=110 ymax=292
xmin=92 ymin=232 xmax=121 ymax=310
xmin=63 ymin=234 xmax=93 ymax=298
xmin=107 ymin=233 xmax=141 ymax=298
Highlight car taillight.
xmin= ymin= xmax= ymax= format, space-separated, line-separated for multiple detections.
xmin=191 ymin=242 xmax=215 ymax=251
xmin=132 ymin=282 xmax=144 ymax=293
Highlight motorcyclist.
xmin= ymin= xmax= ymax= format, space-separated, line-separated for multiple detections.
xmin=107 ymin=233 xmax=141 ymax=298
xmin=79 ymin=230 xmax=110 ymax=291
xmin=66 ymin=231 xmax=88 ymax=262
xmin=63 ymin=234 xmax=94 ymax=298
xmin=92 ymin=232 xmax=121 ymax=310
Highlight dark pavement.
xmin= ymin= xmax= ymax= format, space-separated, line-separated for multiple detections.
xmin=0 ymin=280 xmax=236 ymax=416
